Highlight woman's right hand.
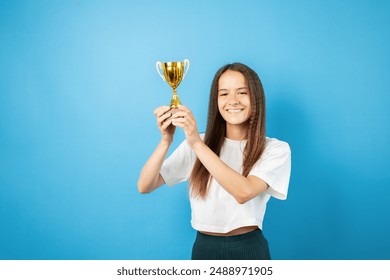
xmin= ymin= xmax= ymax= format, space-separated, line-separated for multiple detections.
xmin=154 ymin=106 xmax=176 ymax=143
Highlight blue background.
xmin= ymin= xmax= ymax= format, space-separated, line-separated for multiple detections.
xmin=1 ymin=0 xmax=389 ymax=260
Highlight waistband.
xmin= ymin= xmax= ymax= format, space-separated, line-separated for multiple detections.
xmin=195 ymin=228 xmax=263 ymax=246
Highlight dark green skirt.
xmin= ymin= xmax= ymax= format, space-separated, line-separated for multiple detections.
xmin=191 ymin=228 xmax=271 ymax=260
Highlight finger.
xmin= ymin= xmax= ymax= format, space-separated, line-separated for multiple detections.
xmin=177 ymin=104 xmax=189 ymax=112
xmin=171 ymin=117 xmax=186 ymax=124
xmin=169 ymin=115 xmax=191 ymax=130
xmin=172 ymin=112 xmax=197 ymax=129
xmin=154 ymin=106 xmax=171 ymax=117
xmin=161 ymin=118 xmax=173 ymax=130
xmin=171 ymin=110 xmax=186 ymax=119
xmin=177 ymin=105 xmax=195 ymax=119
xmin=154 ymin=105 xmax=169 ymax=114
xmin=153 ymin=106 xmax=164 ymax=116
xmin=171 ymin=120 xmax=185 ymax=129
xmin=172 ymin=118 xmax=193 ymax=131
xmin=156 ymin=109 xmax=171 ymax=120
xmin=157 ymin=111 xmax=173 ymax=126
xmin=171 ymin=109 xmax=194 ymax=120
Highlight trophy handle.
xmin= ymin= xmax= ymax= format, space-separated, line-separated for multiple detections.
xmin=156 ymin=61 xmax=165 ymax=81
xmin=183 ymin=59 xmax=190 ymax=79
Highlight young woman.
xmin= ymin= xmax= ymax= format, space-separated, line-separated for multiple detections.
xmin=138 ymin=62 xmax=291 ymax=260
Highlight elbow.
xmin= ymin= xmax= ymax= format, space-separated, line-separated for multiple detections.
xmin=234 ymin=179 xmax=269 ymax=204
xmin=236 ymin=196 xmax=251 ymax=204
xmin=235 ymin=190 xmax=254 ymax=204
xmin=138 ymin=188 xmax=150 ymax=194
xmin=137 ymin=180 xmax=151 ymax=194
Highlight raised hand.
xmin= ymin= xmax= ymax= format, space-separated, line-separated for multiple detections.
xmin=170 ymin=105 xmax=202 ymax=148
xmin=153 ymin=106 xmax=176 ymax=144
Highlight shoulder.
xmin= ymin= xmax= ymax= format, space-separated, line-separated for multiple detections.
xmin=260 ymin=137 xmax=291 ymax=163
xmin=264 ymin=137 xmax=290 ymax=153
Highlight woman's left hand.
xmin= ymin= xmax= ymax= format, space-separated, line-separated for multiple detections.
xmin=171 ymin=105 xmax=202 ymax=148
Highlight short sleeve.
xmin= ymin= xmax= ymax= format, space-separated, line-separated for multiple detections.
xmin=248 ymin=138 xmax=291 ymax=200
xmin=160 ymin=139 xmax=196 ymax=187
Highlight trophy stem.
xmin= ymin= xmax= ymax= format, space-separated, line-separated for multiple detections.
xmin=170 ymin=89 xmax=181 ymax=109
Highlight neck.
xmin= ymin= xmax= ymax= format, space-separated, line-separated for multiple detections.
xmin=225 ymin=124 xmax=248 ymax=140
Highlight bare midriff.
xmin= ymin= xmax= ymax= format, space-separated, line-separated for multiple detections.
xmin=199 ymin=225 xmax=258 ymax=236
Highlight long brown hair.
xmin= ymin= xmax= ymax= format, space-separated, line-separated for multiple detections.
xmin=189 ymin=63 xmax=266 ymax=198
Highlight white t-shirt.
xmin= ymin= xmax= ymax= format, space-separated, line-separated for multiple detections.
xmin=160 ymin=135 xmax=291 ymax=233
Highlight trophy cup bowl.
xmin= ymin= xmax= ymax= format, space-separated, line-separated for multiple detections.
xmin=156 ymin=59 xmax=190 ymax=116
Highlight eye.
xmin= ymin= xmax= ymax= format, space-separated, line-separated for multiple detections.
xmin=238 ymin=91 xmax=247 ymax=95
xmin=219 ymin=92 xmax=228 ymax=97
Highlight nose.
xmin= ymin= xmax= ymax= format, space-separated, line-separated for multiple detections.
xmin=228 ymin=96 xmax=240 ymax=106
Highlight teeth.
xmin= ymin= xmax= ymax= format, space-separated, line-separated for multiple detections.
xmin=227 ymin=109 xmax=242 ymax=113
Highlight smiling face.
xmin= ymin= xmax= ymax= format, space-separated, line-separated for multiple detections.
xmin=217 ymin=70 xmax=252 ymax=139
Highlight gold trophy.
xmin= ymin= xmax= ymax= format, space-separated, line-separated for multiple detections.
xmin=156 ymin=59 xmax=190 ymax=115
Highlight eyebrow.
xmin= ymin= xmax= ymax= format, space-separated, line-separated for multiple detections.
xmin=218 ymin=87 xmax=248 ymax=92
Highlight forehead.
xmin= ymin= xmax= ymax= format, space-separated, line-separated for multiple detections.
xmin=218 ymin=70 xmax=248 ymax=89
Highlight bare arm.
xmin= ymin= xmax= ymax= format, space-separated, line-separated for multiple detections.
xmin=191 ymin=141 xmax=268 ymax=203
xmin=137 ymin=106 xmax=175 ymax=194
xmin=137 ymin=139 xmax=170 ymax=193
